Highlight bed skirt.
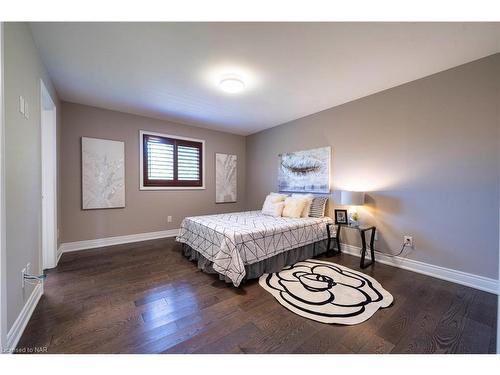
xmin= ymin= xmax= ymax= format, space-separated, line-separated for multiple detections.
xmin=181 ymin=239 xmax=329 ymax=285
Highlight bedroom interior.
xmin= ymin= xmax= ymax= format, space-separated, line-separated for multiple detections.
xmin=0 ymin=6 xmax=499 ymax=367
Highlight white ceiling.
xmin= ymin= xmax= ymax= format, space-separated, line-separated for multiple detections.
xmin=30 ymin=22 xmax=500 ymax=135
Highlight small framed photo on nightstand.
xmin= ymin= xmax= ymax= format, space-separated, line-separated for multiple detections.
xmin=334 ymin=209 xmax=348 ymax=224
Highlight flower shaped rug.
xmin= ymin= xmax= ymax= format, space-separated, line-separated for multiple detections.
xmin=259 ymin=259 xmax=393 ymax=325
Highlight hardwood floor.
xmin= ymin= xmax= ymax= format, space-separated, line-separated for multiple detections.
xmin=17 ymin=238 xmax=497 ymax=354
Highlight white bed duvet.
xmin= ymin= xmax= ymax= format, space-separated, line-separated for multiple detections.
xmin=176 ymin=211 xmax=332 ymax=286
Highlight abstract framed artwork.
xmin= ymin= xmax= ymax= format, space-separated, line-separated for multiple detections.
xmin=82 ymin=137 xmax=125 ymax=209
xmin=215 ymin=153 xmax=237 ymax=203
xmin=278 ymin=146 xmax=331 ymax=193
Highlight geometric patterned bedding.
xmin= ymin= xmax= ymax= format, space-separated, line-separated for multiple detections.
xmin=176 ymin=211 xmax=333 ymax=286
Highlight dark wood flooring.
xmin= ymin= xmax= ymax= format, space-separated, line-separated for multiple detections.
xmin=17 ymin=238 xmax=497 ymax=354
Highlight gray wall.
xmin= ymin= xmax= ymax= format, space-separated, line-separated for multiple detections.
xmin=60 ymin=102 xmax=246 ymax=243
xmin=4 ymin=23 xmax=61 ymax=331
xmin=246 ymin=54 xmax=500 ymax=279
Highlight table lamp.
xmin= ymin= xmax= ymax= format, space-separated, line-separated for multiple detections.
xmin=340 ymin=191 xmax=365 ymax=226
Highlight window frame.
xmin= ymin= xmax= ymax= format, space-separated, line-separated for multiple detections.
xmin=139 ymin=130 xmax=205 ymax=190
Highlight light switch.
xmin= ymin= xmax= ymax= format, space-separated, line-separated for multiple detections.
xmin=24 ymin=102 xmax=29 ymax=119
xmin=19 ymin=96 xmax=25 ymax=115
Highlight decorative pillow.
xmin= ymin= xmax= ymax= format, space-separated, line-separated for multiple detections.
xmin=263 ymin=193 xmax=287 ymax=205
xmin=262 ymin=201 xmax=285 ymax=217
xmin=292 ymin=193 xmax=315 ymax=218
xmin=309 ymin=196 xmax=328 ymax=217
xmin=269 ymin=192 xmax=288 ymax=202
xmin=282 ymin=196 xmax=308 ymax=218
xmin=262 ymin=193 xmax=286 ymax=214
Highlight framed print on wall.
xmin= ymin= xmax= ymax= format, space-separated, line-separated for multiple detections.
xmin=82 ymin=137 xmax=125 ymax=209
xmin=278 ymin=146 xmax=331 ymax=193
xmin=215 ymin=153 xmax=237 ymax=203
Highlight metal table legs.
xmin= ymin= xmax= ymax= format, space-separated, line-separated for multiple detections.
xmin=359 ymin=226 xmax=376 ymax=269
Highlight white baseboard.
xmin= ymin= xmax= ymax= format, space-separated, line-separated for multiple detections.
xmin=59 ymin=229 xmax=180 ymax=254
xmin=5 ymin=283 xmax=43 ymax=352
xmin=341 ymin=243 xmax=498 ymax=295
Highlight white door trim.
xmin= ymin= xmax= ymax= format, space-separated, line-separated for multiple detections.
xmin=40 ymin=79 xmax=57 ymax=269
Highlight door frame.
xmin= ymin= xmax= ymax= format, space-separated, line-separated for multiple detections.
xmin=40 ymin=79 xmax=57 ymax=270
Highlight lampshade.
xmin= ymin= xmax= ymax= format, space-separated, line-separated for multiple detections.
xmin=340 ymin=191 xmax=365 ymax=206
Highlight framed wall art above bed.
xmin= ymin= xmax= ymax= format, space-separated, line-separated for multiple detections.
xmin=278 ymin=146 xmax=331 ymax=193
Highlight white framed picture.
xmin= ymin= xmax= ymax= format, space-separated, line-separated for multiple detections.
xmin=82 ymin=137 xmax=125 ymax=209
xmin=215 ymin=153 xmax=237 ymax=203
xmin=278 ymin=146 xmax=331 ymax=193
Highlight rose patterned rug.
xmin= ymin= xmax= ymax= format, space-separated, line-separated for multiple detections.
xmin=259 ymin=259 xmax=393 ymax=325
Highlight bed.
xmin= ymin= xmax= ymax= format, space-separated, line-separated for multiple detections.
xmin=176 ymin=210 xmax=333 ymax=286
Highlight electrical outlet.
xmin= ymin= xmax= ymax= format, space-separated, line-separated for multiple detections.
xmin=21 ymin=267 xmax=26 ymax=288
xmin=167 ymin=215 xmax=172 ymax=223
xmin=404 ymin=236 xmax=413 ymax=247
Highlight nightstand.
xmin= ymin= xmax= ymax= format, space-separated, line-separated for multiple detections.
xmin=327 ymin=223 xmax=377 ymax=269
xmin=338 ymin=224 xmax=376 ymax=269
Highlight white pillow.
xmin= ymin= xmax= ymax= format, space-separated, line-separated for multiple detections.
xmin=292 ymin=193 xmax=314 ymax=218
xmin=282 ymin=196 xmax=308 ymax=218
xmin=262 ymin=194 xmax=284 ymax=213
xmin=262 ymin=201 xmax=285 ymax=217
xmin=262 ymin=193 xmax=287 ymax=208
xmin=269 ymin=192 xmax=288 ymax=202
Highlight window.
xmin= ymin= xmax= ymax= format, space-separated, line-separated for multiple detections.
xmin=140 ymin=131 xmax=204 ymax=189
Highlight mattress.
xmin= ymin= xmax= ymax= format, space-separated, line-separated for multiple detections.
xmin=176 ymin=210 xmax=333 ymax=286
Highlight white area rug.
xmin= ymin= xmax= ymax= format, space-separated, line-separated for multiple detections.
xmin=259 ymin=259 xmax=393 ymax=325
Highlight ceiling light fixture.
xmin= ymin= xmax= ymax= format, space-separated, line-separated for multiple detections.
xmin=219 ymin=75 xmax=245 ymax=94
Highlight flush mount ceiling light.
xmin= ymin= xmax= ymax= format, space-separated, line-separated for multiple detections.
xmin=219 ymin=75 xmax=245 ymax=94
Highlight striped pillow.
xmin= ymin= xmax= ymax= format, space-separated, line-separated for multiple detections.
xmin=309 ymin=196 xmax=328 ymax=217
